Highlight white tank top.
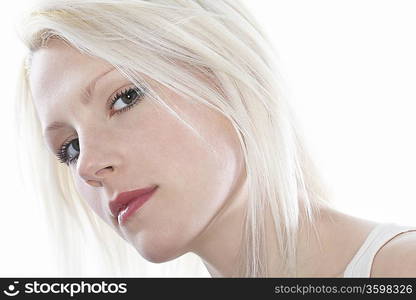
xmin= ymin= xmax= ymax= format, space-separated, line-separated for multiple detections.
xmin=343 ymin=222 xmax=416 ymax=277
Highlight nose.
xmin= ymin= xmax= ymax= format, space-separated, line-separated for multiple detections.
xmin=76 ymin=143 xmax=117 ymax=187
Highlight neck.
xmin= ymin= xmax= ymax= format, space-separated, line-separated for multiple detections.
xmin=188 ymin=174 xmax=336 ymax=277
xmin=187 ymin=172 xmax=248 ymax=277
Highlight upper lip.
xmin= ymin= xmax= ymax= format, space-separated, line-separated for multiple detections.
xmin=109 ymin=185 xmax=158 ymax=218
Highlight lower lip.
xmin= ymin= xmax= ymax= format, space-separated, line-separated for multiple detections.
xmin=118 ymin=188 xmax=157 ymax=226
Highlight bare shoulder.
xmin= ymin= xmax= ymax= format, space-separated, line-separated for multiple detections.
xmin=370 ymin=230 xmax=416 ymax=277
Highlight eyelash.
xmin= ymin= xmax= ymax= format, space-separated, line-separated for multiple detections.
xmin=56 ymin=86 xmax=145 ymax=166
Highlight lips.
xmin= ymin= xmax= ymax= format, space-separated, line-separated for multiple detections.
xmin=109 ymin=185 xmax=158 ymax=222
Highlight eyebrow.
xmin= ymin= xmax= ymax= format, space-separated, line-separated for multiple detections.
xmin=43 ymin=67 xmax=116 ymax=136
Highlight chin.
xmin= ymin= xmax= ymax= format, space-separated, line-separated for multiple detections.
xmin=131 ymin=232 xmax=189 ymax=264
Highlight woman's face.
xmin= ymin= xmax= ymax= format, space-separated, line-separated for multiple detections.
xmin=29 ymin=39 xmax=245 ymax=263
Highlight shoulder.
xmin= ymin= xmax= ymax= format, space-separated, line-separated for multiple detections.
xmin=370 ymin=230 xmax=416 ymax=277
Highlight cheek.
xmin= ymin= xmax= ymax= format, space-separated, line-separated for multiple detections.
xmin=144 ymin=105 xmax=240 ymax=211
xmin=125 ymin=105 xmax=244 ymax=253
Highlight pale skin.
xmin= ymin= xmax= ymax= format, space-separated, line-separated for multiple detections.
xmin=28 ymin=38 xmax=416 ymax=277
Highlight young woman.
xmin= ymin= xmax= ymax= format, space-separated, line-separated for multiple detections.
xmin=15 ymin=0 xmax=416 ymax=277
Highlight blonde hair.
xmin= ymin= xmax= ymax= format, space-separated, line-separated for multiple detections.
xmin=15 ymin=0 xmax=334 ymax=277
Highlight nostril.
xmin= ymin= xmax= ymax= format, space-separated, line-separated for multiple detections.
xmin=103 ymin=166 xmax=113 ymax=172
xmin=95 ymin=166 xmax=114 ymax=177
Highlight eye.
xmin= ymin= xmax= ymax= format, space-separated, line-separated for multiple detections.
xmin=109 ymin=86 xmax=145 ymax=115
xmin=56 ymin=138 xmax=80 ymax=166
xmin=56 ymin=86 xmax=146 ymax=166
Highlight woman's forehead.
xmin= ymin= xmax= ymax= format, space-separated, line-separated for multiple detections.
xmin=29 ymin=41 xmax=111 ymax=101
xmin=30 ymin=40 xmax=108 ymax=84
xmin=28 ymin=40 xmax=117 ymax=131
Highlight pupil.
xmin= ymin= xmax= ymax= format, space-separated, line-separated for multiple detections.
xmin=124 ymin=89 xmax=137 ymax=104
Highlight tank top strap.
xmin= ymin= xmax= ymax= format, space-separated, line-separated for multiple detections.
xmin=343 ymin=222 xmax=416 ymax=277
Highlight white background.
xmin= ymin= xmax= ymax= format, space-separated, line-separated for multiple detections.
xmin=1 ymin=0 xmax=416 ymax=276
